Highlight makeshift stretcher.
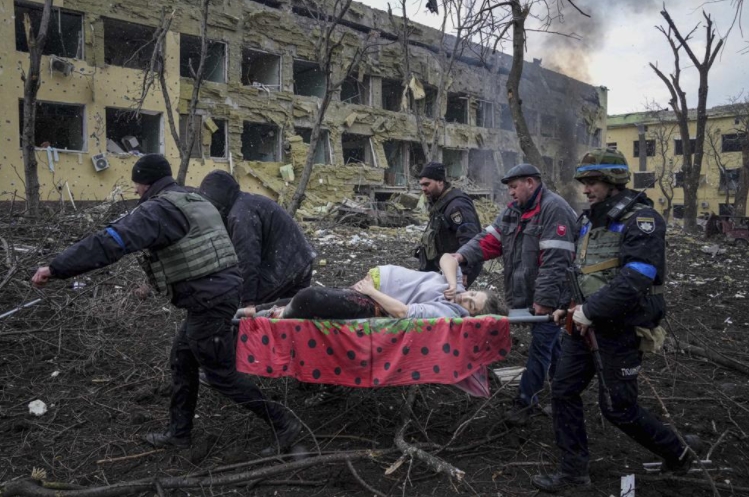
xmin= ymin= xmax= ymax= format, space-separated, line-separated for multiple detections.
xmin=234 ymin=310 xmax=550 ymax=398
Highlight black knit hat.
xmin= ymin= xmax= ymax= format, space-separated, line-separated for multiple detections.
xmin=131 ymin=154 xmax=173 ymax=185
xmin=418 ymin=162 xmax=446 ymax=181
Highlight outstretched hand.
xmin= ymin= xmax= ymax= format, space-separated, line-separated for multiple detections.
xmin=353 ymin=273 xmax=375 ymax=296
xmin=32 ymin=267 xmax=52 ymax=288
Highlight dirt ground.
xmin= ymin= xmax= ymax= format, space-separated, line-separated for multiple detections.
xmin=1 ymin=203 xmax=748 ymax=497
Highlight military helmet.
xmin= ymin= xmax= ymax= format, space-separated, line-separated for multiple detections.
xmin=501 ymin=163 xmax=542 ymax=184
xmin=574 ymin=148 xmax=630 ymax=186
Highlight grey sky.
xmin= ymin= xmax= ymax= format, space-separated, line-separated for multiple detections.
xmin=365 ymin=0 xmax=747 ymax=115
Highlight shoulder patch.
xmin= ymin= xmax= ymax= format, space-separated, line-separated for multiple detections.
xmin=636 ymin=217 xmax=655 ymax=234
xmin=556 ymin=224 xmax=567 ymax=236
xmin=450 ymin=210 xmax=463 ymax=224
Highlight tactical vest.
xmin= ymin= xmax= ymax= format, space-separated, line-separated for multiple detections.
xmin=420 ymin=188 xmax=467 ymax=261
xmin=141 ymin=191 xmax=238 ymax=295
xmin=575 ymin=204 xmax=648 ymax=298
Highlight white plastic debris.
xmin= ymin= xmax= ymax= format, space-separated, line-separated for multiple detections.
xmin=621 ymin=474 xmax=635 ymax=496
xmin=51 ymin=371 xmax=60 ymax=378
xmin=28 ymin=400 xmax=48 ymax=416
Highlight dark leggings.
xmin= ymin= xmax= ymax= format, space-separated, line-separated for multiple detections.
xmin=257 ymin=287 xmax=383 ymax=319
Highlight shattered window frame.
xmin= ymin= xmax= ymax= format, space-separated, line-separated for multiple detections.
xmin=179 ymin=34 xmax=227 ymax=84
xmin=295 ymin=127 xmax=332 ymax=165
xmin=721 ymin=133 xmax=746 ymax=153
xmin=381 ymin=78 xmax=404 ymax=112
xmin=105 ymin=107 xmax=164 ymax=155
xmin=15 ymin=1 xmax=84 ymax=59
xmin=445 ymin=93 xmax=468 ymax=124
xmin=467 ymin=149 xmax=497 ymax=187
xmin=293 ymin=59 xmax=326 ymax=98
xmin=341 ymin=74 xmax=370 ymax=105
xmin=673 ymin=171 xmax=684 ymax=188
xmin=674 ymin=137 xmax=696 ymax=156
xmin=18 ymin=99 xmax=86 ymax=152
xmin=341 ymin=132 xmax=371 ymax=165
xmin=178 ymin=115 xmax=228 ymax=159
xmin=103 ymin=18 xmax=157 ymax=70
xmin=242 ymin=47 xmax=282 ymax=89
xmin=383 ymin=140 xmax=407 ymax=186
xmin=719 ymin=168 xmax=740 ymax=193
xmin=408 ymin=142 xmax=427 ymax=178
xmin=179 ymin=114 xmax=203 ymax=159
xmin=241 ymin=122 xmax=281 ymax=162
xmin=476 ymin=100 xmax=495 ymax=128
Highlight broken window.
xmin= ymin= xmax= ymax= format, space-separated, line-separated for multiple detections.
xmin=342 ymin=132 xmax=370 ymax=165
xmin=442 ymin=149 xmax=465 ymax=178
xmin=445 ymin=93 xmax=468 ymax=124
xmin=499 ymin=104 xmax=514 ymax=131
xmin=295 ymin=127 xmax=331 ymax=164
xmin=15 ymin=2 xmax=83 ymax=58
xmin=468 ymin=149 xmax=496 ymax=186
xmin=179 ymin=115 xmax=227 ymax=159
xmin=341 ymin=75 xmax=370 ymax=105
xmin=476 ymin=100 xmax=494 ymax=128
xmin=719 ymin=168 xmax=740 ymax=193
xmin=632 ymin=171 xmax=654 ymax=189
xmin=106 ymin=108 xmax=162 ymax=154
xmin=18 ymin=100 xmax=85 ymax=150
xmin=381 ymin=78 xmax=403 ymax=112
xmin=674 ymin=138 xmax=696 ymax=156
xmin=242 ymin=48 xmax=281 ymax=89
xmin=540 ymin=114 xmax=557 ymax=138
xmin=633 ymin=139 xmax=656 ymax=157
xmin=409 ymin=142 xmax=427 ymax=177
xmin=103 ymin=18 xmax=156 ymax=70
xmin=242 ymin=122 xmax=279 ymax=161
xmin=180 ymin=34 xmax=226 ymax=83
xmin=607 ymin=142 xmax=617 ymax=151
xmin=293 ymin=59 xmax=325 ymax=98
xmin=384 ymin=140 xmax=406 ymax=186
xmin=722 ymin=133 xmax=746 ymax=153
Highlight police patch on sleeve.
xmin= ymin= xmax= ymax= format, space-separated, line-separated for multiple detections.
xmin=450 ymin=210 xmax=463 ymax=224
xmin=636 ymin=217 xmax=655 ymax=234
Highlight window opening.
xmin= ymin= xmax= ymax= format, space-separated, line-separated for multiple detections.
xmin=381 ymin=78 xmax=403 ymax=112
xmin=180 ymin=34 xmax=226 ymax=83
xmin=342 ymin=133 xmax=369 ymax=165
xmin=15 ymin=1 xmax=83 ymax=58
xmin=103 ymin=18 xmax=156 ymax=70
xmin=242 ymin=122 xmax=279 ymax=161
xmin=295 ymin=127 xmax=331 ymax=164
xmin=106 ymin=108 xmax=162 ymax=154
xmin=442 ymin=149 xmax=465 ymax=178
xmin=476 ymin=100 xmax=494 ymax=128
xmin=445 ymin=93 xmax=468 ymax=124
xmin=293 ymin=59 xmax=325 ymax=98
xmin=242 ymin=48 xmax=281 ymax=89
xmin=18 ymin=100 xmax=85 ymax=151
xmin=384 ymin=140 xmax=406 ymax=186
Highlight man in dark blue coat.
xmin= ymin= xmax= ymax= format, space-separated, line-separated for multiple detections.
xmin=199 ymin=170 xmax=316 ymax=308
xmin=32 ymin=155 xmax=301 ymax=455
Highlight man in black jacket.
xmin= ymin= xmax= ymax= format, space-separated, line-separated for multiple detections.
xmin=415 ymin=162 xmax=483 ymax=286
xmin=199 ymin=170 xmax=316 ymax=308
xmin=32 ymin=155 xmax=300 ymax=455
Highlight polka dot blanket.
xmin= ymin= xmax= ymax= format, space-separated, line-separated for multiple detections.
xmin=235 ymin=315 xmax=511 ymax=397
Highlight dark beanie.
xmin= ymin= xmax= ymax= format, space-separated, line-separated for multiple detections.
xmin=131 ymin=154 xmax=173 ymax=185
xmin=418 ymin=162 xmax=446 ymax=181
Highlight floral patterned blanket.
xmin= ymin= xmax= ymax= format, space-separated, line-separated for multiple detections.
xmin=235 ymin=315 xmax=511 ymax=397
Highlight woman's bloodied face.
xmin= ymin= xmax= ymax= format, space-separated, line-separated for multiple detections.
xmin=456 ymin=291 xmax=488 ymax=316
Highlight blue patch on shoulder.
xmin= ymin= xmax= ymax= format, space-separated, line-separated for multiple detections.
xmin=608 ymin=223 xmax=625 ymax=233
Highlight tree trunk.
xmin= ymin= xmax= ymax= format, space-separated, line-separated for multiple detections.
xmin=506 ymin=2 xmax=551 ymax=189
xmin=286 ymin=89 xmax=334 ymax=216
xmin=21 ymin=0 xmax=53 ymax=216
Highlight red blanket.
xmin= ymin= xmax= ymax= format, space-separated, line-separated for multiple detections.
xmin=235 ymin=316 xmax=511 ymax=395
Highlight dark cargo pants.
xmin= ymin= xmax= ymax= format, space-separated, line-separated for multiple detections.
xmin=169 ymin=295 xmax=287 ymax=437
xmin=551 ymin=329 xmax=685 ymax=476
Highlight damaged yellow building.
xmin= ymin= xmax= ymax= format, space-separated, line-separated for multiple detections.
xmin=1 ymin=0 xmax=607 ymax=209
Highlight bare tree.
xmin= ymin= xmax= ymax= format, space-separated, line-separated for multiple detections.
xmin=705 ymin=125 xmax=735 ymax=215
xmin=136 ymin=0 xmax=211 ymax=186
xmin=19 ymin=0 xmax=54 ymax=216
xmin=285 ymin=0 xmax=380 ymax=217
xmin=645 ymin=106 xmax=678 ymax=222
xmin=649 ymin=8 xmax=724 ymax=231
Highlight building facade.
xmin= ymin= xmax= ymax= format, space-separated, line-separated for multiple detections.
xmin=607 ymin=105 xmax=747 ymax=220
xmin=1 ymin=0 xmax=607 ymax=208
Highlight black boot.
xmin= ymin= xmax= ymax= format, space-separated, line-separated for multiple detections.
xmin=144 ymin=430 xmax=191 ymax=449
xmin=531 ymin=472 xmax=591 ymax=493
xmin=662 ymin=434 xmax=702 ymax=474
xmin=259 ymin=417 xmax=302 ymax=457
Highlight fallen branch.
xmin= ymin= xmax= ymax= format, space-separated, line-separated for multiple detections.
xmin=96 ymin=449 xmax=164 ymax=465
xmin=680 ymin=342 xmax=749 ymax=376
xmin=395 ymin=420 xmax=465 ymax=482
xmin=346 ymin=458 xmax=386 ymax=497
